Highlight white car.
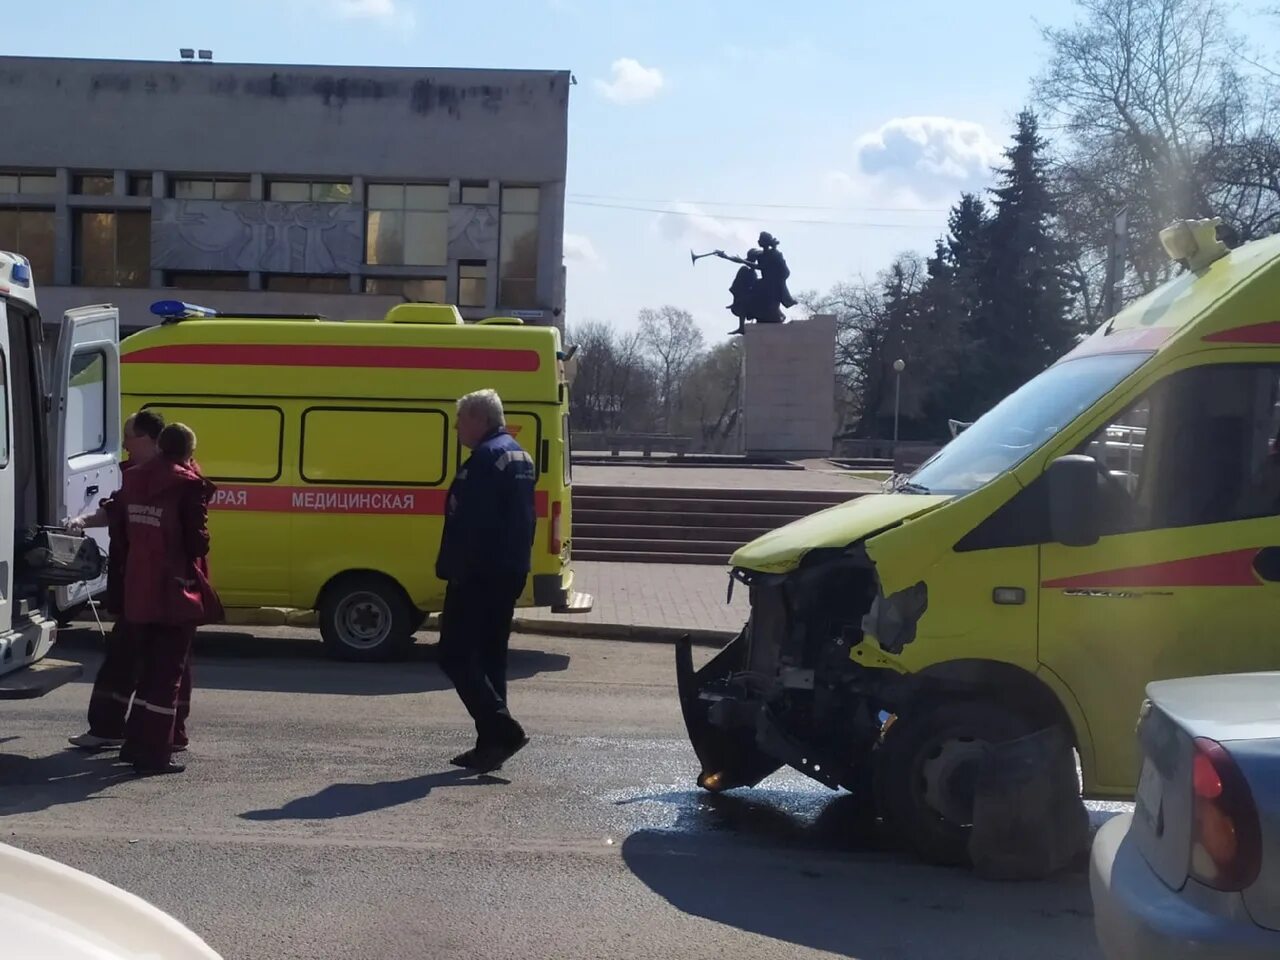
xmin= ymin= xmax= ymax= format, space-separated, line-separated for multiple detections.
xmin=1091 ymin=673 xmax=1280 ymax=959
xmin=0 ymin=840 xmax=221 ymax=958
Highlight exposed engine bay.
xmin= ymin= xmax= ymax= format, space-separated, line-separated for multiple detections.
xmin=676 ymin=546 xmax=928 ymax=794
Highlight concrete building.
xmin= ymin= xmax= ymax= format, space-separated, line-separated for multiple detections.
xmin=0 ymin=56 xmax=570 ymax=332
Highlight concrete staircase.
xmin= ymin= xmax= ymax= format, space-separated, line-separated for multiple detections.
xmin=571 ymin=485 xmax=859 ymax=565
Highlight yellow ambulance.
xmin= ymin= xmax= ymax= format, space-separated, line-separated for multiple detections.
xmin=120 ymin=301 xmax=587 ymax=660
xmin=679 ymin=219 xmax=1280 ymax=864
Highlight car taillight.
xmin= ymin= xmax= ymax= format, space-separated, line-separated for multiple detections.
xmin=1190 ymin=737 xmax=1261 ymax=891
xmin=549 ymin=500 xmax=563 ymax=554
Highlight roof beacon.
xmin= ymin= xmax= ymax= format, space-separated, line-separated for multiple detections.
xmin=1159 ymin=218 xmax=1229 ymax=272
xmin=150 ymin=300 xmax=218 ymax=321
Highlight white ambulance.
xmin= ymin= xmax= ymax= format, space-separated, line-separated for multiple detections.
xmin=0 ymin=250 xmax=120 ymax=700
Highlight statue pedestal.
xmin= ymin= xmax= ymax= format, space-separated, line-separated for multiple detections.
xmin=741 ymin=314 xmax=837 ymax=458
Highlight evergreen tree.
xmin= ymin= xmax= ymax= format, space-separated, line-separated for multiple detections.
xmin=920 ymin=194 xmax=991 ymax=428
xmin=977 ymin=110 xmax=1078 ymax=410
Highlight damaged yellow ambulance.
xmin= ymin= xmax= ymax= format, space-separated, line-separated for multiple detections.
xmin=677 ymin=219 xmax=1280 ymax=865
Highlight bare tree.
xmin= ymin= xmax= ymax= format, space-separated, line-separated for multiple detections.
xmin=1037 ymin=0 xmax=1280 ymax=311
xmin=637 ymin=306 xmax=705 ymax=433
xmin=672 ymin=341 xmax=743 ymax=453
xmin=565 ymin=320 xmax=654 ymax=433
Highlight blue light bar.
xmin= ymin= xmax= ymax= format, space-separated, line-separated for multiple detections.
xmin=150 ymin=300 xmax=218 ymax=319
xmin=9 ymin=261 xmax=31 ymax=287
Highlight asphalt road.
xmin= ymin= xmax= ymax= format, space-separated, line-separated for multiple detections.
xmin=1 ymin=626 xmax=1105 ymax=960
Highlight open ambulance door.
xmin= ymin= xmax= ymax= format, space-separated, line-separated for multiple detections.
xmin=49 ymin=306 xmax=120 ymax=613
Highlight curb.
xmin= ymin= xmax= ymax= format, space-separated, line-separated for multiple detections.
xmin=512 ymin=617 xmax=734 ymax=648
xmin=74 ymin=608 xmax=733 ymax=648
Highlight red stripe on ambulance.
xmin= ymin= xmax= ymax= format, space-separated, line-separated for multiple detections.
xmin=123 ymin=343 xmax=541 ymax=373
xmin=210 ymin=485 xmax=549 ymax=517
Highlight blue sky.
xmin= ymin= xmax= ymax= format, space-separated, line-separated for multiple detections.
xmin=6 ymin=1 xmax=1276 ymax=342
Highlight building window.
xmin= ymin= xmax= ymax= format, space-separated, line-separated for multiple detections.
xmin=0 ymin=172 xmax=58 ymax=195
xmin=265 ymin=274 xmax=350 ymax=294
xmin=74 ymin=174 xmax=115 ymax=196
xmin=129 ymin=175 xmax=153 ymax=197
xmin=164 ymin=271 xmax=250 ymax=291
xmin=268 ymin=181 xmax=353 ymax=203
xmin=461 ymin=182 xmax=490 ymax=205
xmin=459 ymin=262 xmax=488 ymax=308
xmin=172 ymin=177 xmax=251 ymax=200
xmin=364 ymin=183 xmax=448 ymax=267
xmin=362 ymin=277 xmax=447 ymax=303
xmin=500 ymin=186 xmax=539 ymax=309
xmin=0 ymin=209 xmax=55 ymax=284
xmin=73 ymin=211 xmax=150 ymax=287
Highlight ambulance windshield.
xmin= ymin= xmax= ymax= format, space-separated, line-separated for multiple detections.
xmin=908 ymin=351 xmax=1152 ymax=495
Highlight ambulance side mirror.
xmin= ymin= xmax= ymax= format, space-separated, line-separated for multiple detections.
xmin=1047 ymin=455 xmax=1101 ymax=548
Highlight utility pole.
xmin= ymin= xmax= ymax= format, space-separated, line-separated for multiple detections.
xmin=1102 ymin=207 xmax=1128 ymax=321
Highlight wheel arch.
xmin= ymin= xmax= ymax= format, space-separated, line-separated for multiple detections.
xmin=314 ymin=567 xmax=417 ymax=614
xmin=903 ymin=658 xmax=1081 ymax=750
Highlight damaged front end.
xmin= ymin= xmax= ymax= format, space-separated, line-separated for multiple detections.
xmin=676 ymin=547 xmax=927 ymax=794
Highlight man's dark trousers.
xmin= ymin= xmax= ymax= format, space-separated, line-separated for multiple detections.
xmin=438 ymin=572 xmax=527 ymax=748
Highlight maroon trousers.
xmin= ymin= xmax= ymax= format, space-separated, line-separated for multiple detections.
xmin=86 ymin=621 xmax=191 ymax=747
xmin=122 ymin=623 xmax=196 ymax=766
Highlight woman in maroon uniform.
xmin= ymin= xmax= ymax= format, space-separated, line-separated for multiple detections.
xmin=115 ymin=423 xmax=221 ymax=775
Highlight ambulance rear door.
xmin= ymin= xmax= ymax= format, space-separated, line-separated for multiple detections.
xmin=49 ymin=305 xmax=121 ymax=611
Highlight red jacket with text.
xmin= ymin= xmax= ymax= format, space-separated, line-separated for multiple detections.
xmin=100 ymin=457 xmax=136 ymax=615
xmin=110 ymin=457 xmax=220 ymax=626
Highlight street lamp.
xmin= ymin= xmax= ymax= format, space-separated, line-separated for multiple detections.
xmin=896 ymin=360 xmax=906 ymax=450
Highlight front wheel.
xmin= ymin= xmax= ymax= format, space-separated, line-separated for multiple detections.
xmin=876 ymin=699 xmax=1034 ymax=866
xmin=318 ymin=573 xmax=418 ymax=662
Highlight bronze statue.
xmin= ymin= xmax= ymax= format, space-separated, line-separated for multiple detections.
xmin=694 ymin=231 xmax=797 ymax=335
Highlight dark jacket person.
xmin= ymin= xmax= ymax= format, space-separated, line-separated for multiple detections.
xmin=435 ymin=388 xmax=536 ymax=774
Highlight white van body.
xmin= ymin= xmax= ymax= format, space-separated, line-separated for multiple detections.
xmin=0 ymin=250 xmax=120 ymax=698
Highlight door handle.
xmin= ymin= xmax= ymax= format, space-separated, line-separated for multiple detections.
xmin=1254 ymin=547 xmax=1280 ymax=583
xmin=85 ymin=485 xmax=99 ymax=497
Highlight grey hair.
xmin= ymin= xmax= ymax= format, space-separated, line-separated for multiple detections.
xmin=457 ymin=388 xmax=506 ymax=429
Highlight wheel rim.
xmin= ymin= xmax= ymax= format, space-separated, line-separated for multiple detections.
xmin=334 ymin=591 xmax=393 ymax=650
xmin=919 ymin=735 xmax=989 ymax=826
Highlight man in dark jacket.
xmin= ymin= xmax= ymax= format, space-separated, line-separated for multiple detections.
xmin=436 ymin=389 xmax=536 ymax=773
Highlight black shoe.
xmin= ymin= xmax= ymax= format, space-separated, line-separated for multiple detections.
xmin=133 ymin=760 xmax=186 ymax=776
xmin=450 ymin=748 xmax=480 ymax=768
xmin=468 ymin=736 xmax=530 ymax=774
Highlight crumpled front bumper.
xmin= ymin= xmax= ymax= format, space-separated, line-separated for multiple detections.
xmin=675 ymin=633 xmax=782 ymax=792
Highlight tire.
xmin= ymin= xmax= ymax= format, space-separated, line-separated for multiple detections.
xmin=876 ymin=699 xmax=1035 ymax=866
xmin=317 ymin=573 xmax=418 ymax=662
xmin=56 ymin=602 xmax=89 ymax=629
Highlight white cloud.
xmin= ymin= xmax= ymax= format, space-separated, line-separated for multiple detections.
xmin=563 ymin=232 xmax=603 ymax=269
xmin=854 ymin=116 xmax=1000 ymax=198
xmin=594 ymin=58 xmax=665 ymax=105
xmin=656 ymin=203 xmax=757 ymax=256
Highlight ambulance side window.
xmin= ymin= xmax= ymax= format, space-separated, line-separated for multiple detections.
xmin=562 ymin=413 xmax=572 ymax=486
xmin=0 ymin=349 xmax=9 ymax=467
xmin=1082 ymin=363 xmax=1280 ymax=535
xmin=67 ymin=351 xmax=106 ymax=458
xmin=301 ymin=407 xmax=448 ymax=486
xmin=141 ymin=404 xmax=283 ymax=482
